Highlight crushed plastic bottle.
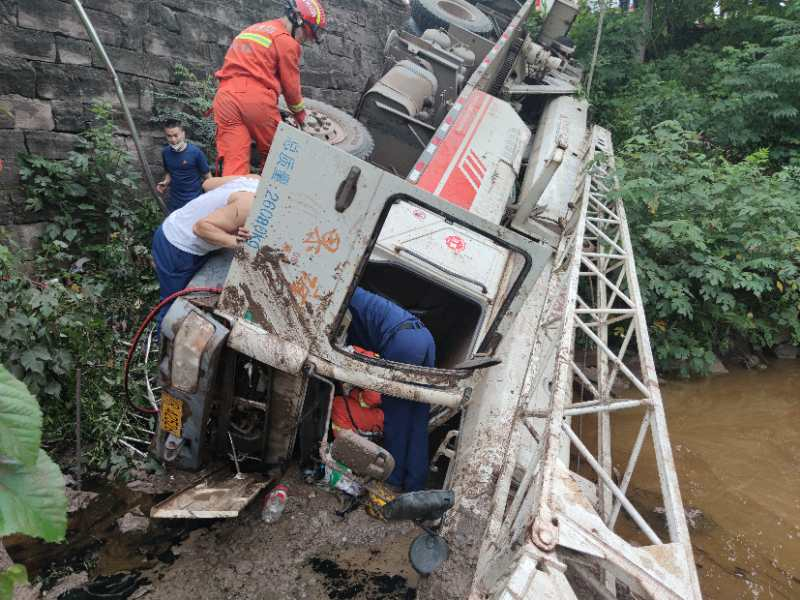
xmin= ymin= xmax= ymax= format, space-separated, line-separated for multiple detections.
xmin=261 ymin=484 xmax=288 ymax=523
xmin=321 ymin=462 xmax=363 ymax=497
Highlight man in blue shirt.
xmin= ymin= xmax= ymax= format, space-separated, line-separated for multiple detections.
xmin=347 ymin=287 xmax=436 ymax=492
xmin=157 ymin=120 xmax=211 ymax=213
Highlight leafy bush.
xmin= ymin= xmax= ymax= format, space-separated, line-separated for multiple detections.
xmin=0 ymin=365 xmax=67 ymax=600
xmin=576 ymin=2 xmax=800 ymax=165
xmin=617 ymin=122 xmax=800 ymax=375
xmin=151 ymin=64 xmax=218 ymax=164
xmin=0 ymin=104 xmax=160 ymax=462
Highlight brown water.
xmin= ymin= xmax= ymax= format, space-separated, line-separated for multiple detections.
xmin=613 ymin=360 xmax=800 ymax=599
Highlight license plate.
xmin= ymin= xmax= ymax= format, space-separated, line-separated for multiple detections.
xmin=160 ymin=393 xmax=183 ymax=437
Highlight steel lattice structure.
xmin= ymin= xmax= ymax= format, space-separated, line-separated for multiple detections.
xmin=470 ymin=127 xmax=702 ymax=599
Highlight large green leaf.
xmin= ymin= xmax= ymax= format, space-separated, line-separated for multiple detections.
xmin=0 ymin=564 xmax=28 ymax=600
xmin=0 ymin=449 xmax=67 ymax=542
xmin=0 ymin=366 xmax=42 ymax=466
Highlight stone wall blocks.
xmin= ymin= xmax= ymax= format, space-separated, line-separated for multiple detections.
xmin=326 ymin=34 xmax=355 ymax=60
xmin=0 ymin=24 xmax=57 ymax=63
xmin=0 ymin=95 xmax=55 ymax=130
xmin=0 ymin=0 xmax=19 ymax=27
xmin=79 ymin=0 xmax=145 ymax=22
xmin=0 ymin=222 xmax=47 ymax=250
xmin=56 ymin=37 xmax=93 ymax=66
xmin=0 ymin=130 xmax=27 ymax=188
xmin=19 ymin=1 xmax=125 ymax=49
xmin=24 ymin=130 xmax=80 ymax=160
xmin=149 ymin=2 xmax=181 ymax=33
xmin=0 ymin=56 xmax=36 ymax=98
xmin=159 ymin=0 xmax=242 ymax=26
xmin=176 ymin=11 xmax=236 ymax=46
xmin=92 ymin=45 xmax=174 ymax=83
xmin=143 ymin=27 xmax=211 ymax=63
xmin=36 ymin=63 xmax=115 ymax=103
xmin=51 ymin=100 xmax=92 ymax=133
xmin=0 ymin=99 xmax=13 ymax=129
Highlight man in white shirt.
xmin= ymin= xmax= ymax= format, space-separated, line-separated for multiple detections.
xmin=151 ymin=174 xmax=259 ymax=328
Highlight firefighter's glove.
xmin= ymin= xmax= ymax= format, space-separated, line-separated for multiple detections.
xmin=294 ymin=109 xmax=307 ymax=127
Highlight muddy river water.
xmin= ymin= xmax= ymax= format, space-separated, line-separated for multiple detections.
xmin=614 ymin=360 xmax=800 ymax=599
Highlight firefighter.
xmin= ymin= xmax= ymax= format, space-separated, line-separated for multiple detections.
xmin=151 ymin=175 xmax=259 ymax=328
xmin=212 ymin=0 xmax=328 ymax=176
xmin=346 ymin=287 xmax=436 ymax=493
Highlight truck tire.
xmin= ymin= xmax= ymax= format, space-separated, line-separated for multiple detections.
xmin=411 ymin=0 xmax=493 ymax=36
xmin=280 ymin=97 xmax=374 ymax=160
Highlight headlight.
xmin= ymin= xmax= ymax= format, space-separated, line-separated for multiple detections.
xmin=170 ymin=312 xmax=215 ymax=393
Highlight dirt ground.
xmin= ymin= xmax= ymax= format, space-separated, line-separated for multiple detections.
xmin=137 ymin=468 xmax=419 ymax=600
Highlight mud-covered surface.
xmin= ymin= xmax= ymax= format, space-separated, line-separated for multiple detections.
xmin=142 ymin=469 xmax=418 ymax=600
xmin=9 ymin=468 xmax=419 ymax=600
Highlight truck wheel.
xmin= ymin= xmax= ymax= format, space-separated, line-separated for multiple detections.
xmin=281 ymin=97 xmax=375 ymax=160
xmin=411 ymin=0 xmax=494 ymax=36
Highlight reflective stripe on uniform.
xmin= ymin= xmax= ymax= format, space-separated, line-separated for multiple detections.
xmin=289 ymin=100 xmax=305 ymax=112
xmin=236 ymin=32 xmax=273 ymax=48
xmin=309 ymin=0 xmax=323 ymax=24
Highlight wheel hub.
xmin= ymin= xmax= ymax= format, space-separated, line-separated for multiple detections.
xmin=303 ymin=110 xmax=347 ymax=146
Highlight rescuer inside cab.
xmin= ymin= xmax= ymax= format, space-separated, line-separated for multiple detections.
xmin=346 ymin=287 xmax=436 ymax=493
xmin=151 ymin=175 xmax=260 ymax=328
xmin=212 ymin=0 xmax=327 ymax=176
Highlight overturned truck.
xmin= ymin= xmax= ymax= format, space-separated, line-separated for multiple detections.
xmin=125 ymin=1 xmax=703 ymax=597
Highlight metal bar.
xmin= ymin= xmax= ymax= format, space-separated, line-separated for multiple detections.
xmin=75 ymin=368 xmax=82 ymax=489
xmin=570 ymin=563 xmax=619 ymax=600
xmin=583 ymin=251 xmax=625 ymax=259
xmin=575 ymin=317 xmax=650 ymax=398
xmin=580 ymin=314 xmax=635 ymax=329
xmin=598 ymin=128 xmax=701 ymax=595
xmin=585 ymin=220 xmax=626 ymax=258
xmin=609 ymin=412 xmax=650 ymax=528
xmin=580 ymin=255 xmax=635 ymax=308
xmin=605 ymin=320 xmax=637 ymax=395
xmin=609 ymin=152 xmax=700 ymax=586
xmin=575 ymin=308 xmax=635 ymax=315
xmin=562 ymin=422 xmax=662 ymax=546
xmin=118 ymin=439 xmax=147 ymax=457
xmin=570 ymin=360 xmax=599 ymax=399
xmin=70 ymin=0 xmax=165 ymax=213
xmin=564 ymin=399 xmax=648 ymax=416
xmin=506 ymin=83 xmax=578 ymax=95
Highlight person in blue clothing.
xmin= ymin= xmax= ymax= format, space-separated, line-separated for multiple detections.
xmin=157 ymin=120 xmax=212 ymax=213
xmin=347 ymin=287 xmax=436 ymax=493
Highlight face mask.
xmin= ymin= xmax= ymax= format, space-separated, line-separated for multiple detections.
xmin=170 ymin=140 xmax=187 ymax=152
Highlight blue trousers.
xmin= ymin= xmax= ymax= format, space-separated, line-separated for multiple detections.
xmin=151 ymin=225 xmax=209 ymax=330
xmin=381 ymin=325 xmax=436 ymax=492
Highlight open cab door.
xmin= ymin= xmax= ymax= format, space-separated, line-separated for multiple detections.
xmin=217 ymin=123 xmax=552 ymax=409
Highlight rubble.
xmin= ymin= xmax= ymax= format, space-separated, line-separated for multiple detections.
xmin=117 ymin=506 xmax=150 ymax=534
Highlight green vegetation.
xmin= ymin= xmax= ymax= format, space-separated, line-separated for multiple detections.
xmin=573 ymin=1 xmax=800 ymax=374
xmin=0 ymin=366 xmax=67 ymax=600
xmin=151 ymin=64 xmax=218 ymax=163
xmin=0 ymin=104 xmax=160 ymax=462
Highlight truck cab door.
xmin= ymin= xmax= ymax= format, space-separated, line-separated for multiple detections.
xmin=217 ymin=124 xmax=551 ymax=408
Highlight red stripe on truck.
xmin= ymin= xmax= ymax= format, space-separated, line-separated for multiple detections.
xmin=416 ymin=90 xmax=493 ymax=210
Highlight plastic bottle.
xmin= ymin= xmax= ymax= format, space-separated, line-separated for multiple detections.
xmin=261 ymin=484 xmax=288 ymax=523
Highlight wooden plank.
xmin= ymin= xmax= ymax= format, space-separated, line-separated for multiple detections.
xmin=150 ymin=471 xmax=271 ymax=519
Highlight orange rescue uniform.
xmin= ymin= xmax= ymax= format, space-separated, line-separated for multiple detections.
xmin=213 ymin=19 xmax=305 ymax=175
xmin=332 ymin=387 xmax=384 ymax=437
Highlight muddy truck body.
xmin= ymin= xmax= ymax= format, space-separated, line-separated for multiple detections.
xmin=132 ymin=1 xmax=702 ymax=597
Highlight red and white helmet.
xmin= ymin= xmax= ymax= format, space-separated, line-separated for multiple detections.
xmin=285 ymin=0 xmax=327 ymax=44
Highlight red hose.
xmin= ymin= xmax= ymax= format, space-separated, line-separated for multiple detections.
xmin=123 ymin=287 xmax=222 ymax=415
